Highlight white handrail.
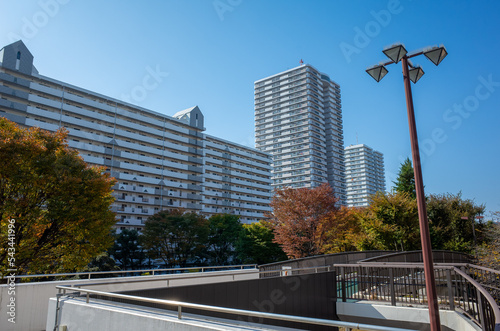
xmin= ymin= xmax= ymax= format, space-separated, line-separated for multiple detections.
xmin=55 ymin=285 xmax=417 ymax=331
xmin=4 ymin=264 xmax=257 ymax=280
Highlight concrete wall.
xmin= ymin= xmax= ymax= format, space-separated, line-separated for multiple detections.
xmin=337 ymin=301 xmax=481 ymax=331
xmin=0 ymin=269 xmax=259 ymax=331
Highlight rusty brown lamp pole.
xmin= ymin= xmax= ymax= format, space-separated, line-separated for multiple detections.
xmin=366 ymin=43 xmax=448 ymax=331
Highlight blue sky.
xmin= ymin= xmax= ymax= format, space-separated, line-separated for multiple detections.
xmin=1 ymin=0 xmax=499 ymax=215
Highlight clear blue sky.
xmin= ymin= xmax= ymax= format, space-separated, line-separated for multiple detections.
xmin=1 ymin=0 xmax=499 ymax=215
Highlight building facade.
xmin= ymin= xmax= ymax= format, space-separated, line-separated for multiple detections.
xmin=0 ymin=41 xmax=272 ymax=229
xmin=254 ymin=64 xmax=346 ymax=203
xmin=344 ymin=144 xmax=385 ymax=207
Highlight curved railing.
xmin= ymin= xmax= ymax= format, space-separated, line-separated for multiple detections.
xmin=286 ymin=263 xmax=500 ymax=331
xmin=464 ymin=264 xmax=500 ymax=306
xmin=259 ymin=259 xmax=500 ymax=330
xmin=358 ymin=250 xmax=471 ymax=264
xmin=452 ymin=266 xmax=500 ymax=331
xmin=259 ymin=250 xmax=394 ymax=275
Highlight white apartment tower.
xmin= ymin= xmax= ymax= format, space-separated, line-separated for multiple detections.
xmin=254 ymin=64 xmax=346 ymax=203
xmin=344 ymin=144 xmax=385 ymax=207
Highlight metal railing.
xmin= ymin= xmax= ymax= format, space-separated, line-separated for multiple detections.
xmin=46 ymin=262 xmax=500 ymax=330
xmin=259 ymin=262 xmax=500 ymax=331
xmin=452 ymin=267 xmax=500 ymax=331
xmin=258 ymin=250 xmax=393 ymax=274
xmin=68 ymin=265 xmax=262 ymax=289
xmin=465 ymin=264 xmax=500 ymax=306
xmin=3 ymin=264 xmax=257 ymax=282
xmin=358 ymin=250 xmax=471 ymax=264
xmin=54 ymin=285 xmax=417 ymax=331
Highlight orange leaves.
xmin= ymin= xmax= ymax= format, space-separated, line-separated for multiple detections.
xmin=321 ymin=206 xmax=362 ymax=253
xmin=267 ymin=183 xmax=341 ymax=259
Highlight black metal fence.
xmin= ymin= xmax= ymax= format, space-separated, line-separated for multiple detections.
xmin=359 ymin=250 xmax=471 ymax=264
xmin=465 ymin=265 xmax=500 ymax=306
xmin=258 ymin=250 xmax=498 ymax=331
xmin=259 ymin=250 xmax=393 ymax=276
xmin=262 ymin=263 xmax=500 ymax=331
xmin=336 ymin=264 xmax=499 ymax=331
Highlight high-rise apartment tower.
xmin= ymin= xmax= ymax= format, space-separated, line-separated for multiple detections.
xmin=344 ymin=144 xmax=385 ymax=207
xmin=254 ymin=64 xmax=346 ymax=203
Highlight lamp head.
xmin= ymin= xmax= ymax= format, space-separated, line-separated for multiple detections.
xmin=383 ymin=43 xmax=408 ymax=63
xmin=366 ymin=64 xmax=388 ymax=82
xmin=409 ymin=66 xmax=425 ymax=83
xmin=424 ymin=46 xmax=447 ymax=66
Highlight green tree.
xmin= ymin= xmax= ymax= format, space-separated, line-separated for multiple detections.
xmin=81 ymin=252 xmax=121 ymax=278
xmin=426 ymin=192 xmax=485 ymax=253
xmin=0 ymin=118 xmax=116 ymax=275
xmin=110 ymin=229 xmax=146 ymax=270
xmin=355 ymin=192 xmax=420 ymax=251
xmin=393 ymin=157 xmax=416 ymax=198
xmin=207 ymin=214 xmax=242 ymax=265
xmin=236 ymin=221 xmax=287 ymax=265
xmin=141 ymin=209 xmax=209 ymax=267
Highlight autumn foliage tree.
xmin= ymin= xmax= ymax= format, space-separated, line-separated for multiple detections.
xmin=322 ymin=206 xmax=362 ymax=253
xmin=0 ymin=118 xmax=116 ymax=275
xmin=267 ymin=183 xmax=340 ymax=259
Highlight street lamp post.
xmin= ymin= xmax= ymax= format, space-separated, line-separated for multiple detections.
xmin=366 ymin=43 xmax=448 ymax=331
xmin=461 ymin=213 xmax=482 ymax=255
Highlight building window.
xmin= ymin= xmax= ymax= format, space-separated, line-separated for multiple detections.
xmin=15 ymin=52 xmax=21 ymax=70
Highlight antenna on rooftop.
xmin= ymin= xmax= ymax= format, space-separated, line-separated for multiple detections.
xmin=356 ymin=132 xmax=358 ymax=144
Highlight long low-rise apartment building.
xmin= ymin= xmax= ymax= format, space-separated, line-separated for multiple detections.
xmin=0 ymin=41 xmax=272 ymax=229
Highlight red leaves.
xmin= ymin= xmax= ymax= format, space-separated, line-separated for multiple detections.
xmin=267 ymin=183 xmax=340 ymax=259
